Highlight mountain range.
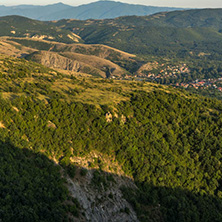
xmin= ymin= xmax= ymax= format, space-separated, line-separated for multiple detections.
xmin=0 ymin=1 xmax=184 ymax=20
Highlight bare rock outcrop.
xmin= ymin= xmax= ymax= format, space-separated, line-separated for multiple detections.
xmin=67 ymin=168 xmax=139 ymax=222
xmin=27 ymin=51 xmax=81 ymax=72
xmin=26 ymin=50 xmax=106 ymax=77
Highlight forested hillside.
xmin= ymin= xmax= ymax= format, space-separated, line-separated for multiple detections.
xmin=53 ymin=8 xmax=222 ymax=58
xmin=0 ymin=16 xmax=82 ymax=43
xmin=0 ymin=143 xmax=80 ymax=221
xmin=1 ymin=55 xmax=222 ymax=221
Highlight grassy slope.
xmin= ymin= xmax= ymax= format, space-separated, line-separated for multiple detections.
xmin=0 ymin=54 xmax=161 ymax=106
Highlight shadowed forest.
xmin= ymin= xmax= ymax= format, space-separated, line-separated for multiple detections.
xmin=1 ymin=141 xmax=222 ymax=222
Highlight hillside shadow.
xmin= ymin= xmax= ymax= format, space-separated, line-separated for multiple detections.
xmin=0 ymin=141 xmax=80 ymax=222
xmin=1 ymin=141 xmax=222 ymax=222
xmin=121 ymin=181 xmax=222 ymax=222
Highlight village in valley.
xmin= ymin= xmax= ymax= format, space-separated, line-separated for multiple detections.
xmin=118 ymin=61 xmax=222 ymax=94
xmin=175 ymin=78 xmax=222 ymax=92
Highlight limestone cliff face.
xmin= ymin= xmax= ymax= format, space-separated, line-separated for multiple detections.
xmin=67 ymin=168 xmax=139 ymax=222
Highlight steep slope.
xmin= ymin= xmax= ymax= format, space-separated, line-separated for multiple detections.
xmin=61 ymin=51 xmax=127 ymax=77
xmin=66 ymin=162 xmax=139 ymax=221
xmin=26 ymin=50 xmax=107 ymax=77
xmin=0 ymin=142 xmax=82 ymax=222
xmin=0 ymin=1 xmax=184 ymax=21
xmin=1 ymin=55 xmax=222 ymax=221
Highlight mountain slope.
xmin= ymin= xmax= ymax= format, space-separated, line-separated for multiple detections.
xmin=0 ymin=15 xmax=82 ymax=43
xmin=1 ymin=55 xmax=222 ymax=221
xmin=50 ymin=8 xmax=222 ymax=97
xmin=151 ymin=8 xmax=222 ymax=29
xmin=0 ymin=1 xmax=184 ymax=21
xmin=2 ymin=11 xmax=222 ymax=92
xmin=1 ymin=37 xmax=137 ymax=78
xmin=53 ymin=8 xmax=222 ymax=57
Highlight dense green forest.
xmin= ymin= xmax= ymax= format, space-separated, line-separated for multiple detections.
xmin=1 ymin=54 xmax=222 ymax=221
xmin=1 ymin=87 xmax=222 ymax=221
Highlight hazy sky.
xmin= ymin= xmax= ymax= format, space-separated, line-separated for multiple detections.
xmin=1 ymin=0 xmax=222 ymax=8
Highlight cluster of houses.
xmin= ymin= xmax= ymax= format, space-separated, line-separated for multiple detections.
xmin=112 ymin=62 xmax=222 ymax=95
xmin=136 ymin=63 xmax=189 ymax=80
xmin=176 ymin=78 xmax=222 ymax=92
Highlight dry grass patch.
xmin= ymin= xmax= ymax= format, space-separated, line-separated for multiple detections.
xmin=0 ymin=121 xmax=6 ymax=129
xmin=73 ymin=88 xmax=129 ymax=106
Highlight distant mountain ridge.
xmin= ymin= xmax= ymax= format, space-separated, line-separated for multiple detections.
xmin=0 ymin=1 xmax=184 ymax=21
xmin=0 ymin=3 xmax=71 ymax=20
xmin=52 ymin=8 xmax=222 ymax=57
